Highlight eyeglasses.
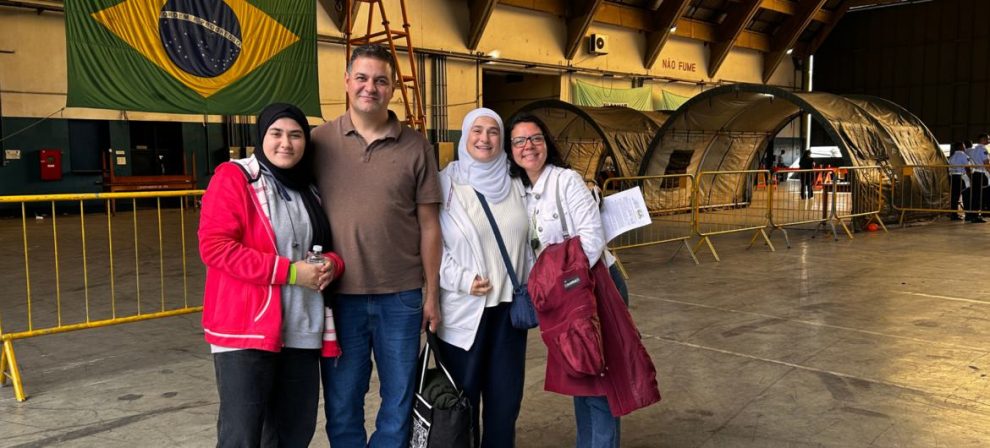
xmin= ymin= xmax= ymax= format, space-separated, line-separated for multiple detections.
xmin=510 ymin=134 xmax=546 ymax=148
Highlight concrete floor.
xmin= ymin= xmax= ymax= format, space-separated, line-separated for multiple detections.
xmin=2 ymin=216 xmax=990 ymax=447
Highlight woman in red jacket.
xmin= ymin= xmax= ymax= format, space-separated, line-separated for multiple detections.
xmin=199 ymin=103 xmax=345 ymax=447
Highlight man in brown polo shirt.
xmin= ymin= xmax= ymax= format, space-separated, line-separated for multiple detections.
xmin=312 ymin=44 xmax=442 ymax=448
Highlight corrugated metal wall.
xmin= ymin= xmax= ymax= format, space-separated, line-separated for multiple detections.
xmin=814 ymin=0 xmax=989 ymax=143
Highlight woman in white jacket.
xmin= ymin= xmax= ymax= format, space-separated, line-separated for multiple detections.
xmin=436 ymin=108 xmax=533 ymax=448
xmin=507 ymin=113 xmax=630 ymax=448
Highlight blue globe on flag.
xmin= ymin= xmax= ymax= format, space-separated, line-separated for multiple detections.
xmin=159 ymin=0 xmax=242 ymax=78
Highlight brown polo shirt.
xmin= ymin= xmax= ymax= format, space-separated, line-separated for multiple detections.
xmin=312 ymin=110 xmax=441 ymax=294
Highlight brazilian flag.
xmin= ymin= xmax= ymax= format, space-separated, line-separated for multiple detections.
xmin=66 ymin=0 xmax=319 ymax=116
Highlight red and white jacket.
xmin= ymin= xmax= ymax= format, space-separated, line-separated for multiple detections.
xmin=199 ymin=158 xmax=343 ymax=356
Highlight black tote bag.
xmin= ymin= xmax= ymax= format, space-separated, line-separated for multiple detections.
xmin=409 ymin=331 xmax=475 ymax=448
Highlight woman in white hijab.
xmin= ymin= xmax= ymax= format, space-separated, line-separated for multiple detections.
xmin=436 ymin=108 xmax=533 ymax=447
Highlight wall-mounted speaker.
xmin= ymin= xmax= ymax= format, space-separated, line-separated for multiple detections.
xmin=588 ymin=34 xmax=609 ymax=55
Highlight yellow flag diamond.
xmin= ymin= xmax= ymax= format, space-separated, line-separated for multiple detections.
xmin=93 ymin=0 xmax=300 ymax=98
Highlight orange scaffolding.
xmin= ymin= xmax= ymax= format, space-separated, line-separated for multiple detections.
xmin=346 ymin=0 xmax=427 ymax=134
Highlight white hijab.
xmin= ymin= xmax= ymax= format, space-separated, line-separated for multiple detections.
xmin=453 ymin=108 xmax=512 ymax=204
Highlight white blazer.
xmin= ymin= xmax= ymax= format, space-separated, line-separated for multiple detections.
xmin=526 ymin=165 xmax=613 ymax=267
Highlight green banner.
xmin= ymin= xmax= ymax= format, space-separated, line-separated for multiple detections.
xmin=572 ymin=79 xmax=653 ymax=111
xmin=653 ymin=89 xmax=689 ymax=111
xmin=66 ymin=0 xmax=319 ymax=116
xmin=571 ymin=79 xmax=692 ymax=112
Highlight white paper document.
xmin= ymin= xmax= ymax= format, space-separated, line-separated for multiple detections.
xmin=600 ymin=186 xmax=652 ymax=242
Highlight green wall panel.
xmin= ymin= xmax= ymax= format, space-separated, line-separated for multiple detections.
xmin=1 ymin=117 xmax=459 ymax=199
xmin=181 ymin=122 xmax=227 ymax=188
xmin=0 ymin=117 xmax=101 ymax=196
xmin=0 ymin=117 xmax=232 ymax=196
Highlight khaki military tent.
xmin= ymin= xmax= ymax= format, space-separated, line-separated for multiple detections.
xmin=639 ymin=84 xmax=945 ymax=219
xmin=515 ymin=100 xmax=668 ymax=182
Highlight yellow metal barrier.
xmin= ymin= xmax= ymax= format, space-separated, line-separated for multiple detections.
xmin=768 ymin=168 xmax=841 ymax=247
xmin=892 ymin=164 xmax=981 ymax=225
xmin=602 ymin=174 xmax=698 ymax=273
xmin=693 ymin=170 xmax=774 ymax=262
xmin=832 ymin=166 xmax=888 ymax=238
xmin=0 ymin=190 xmax=205 ymax=401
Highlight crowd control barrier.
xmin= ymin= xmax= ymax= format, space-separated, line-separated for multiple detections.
xmin=833 ymin=166 xmax=888 ymax=238
xmin=692 ymin=170 xmax=774 ymax=262
xmin=602 ymin=174 xmax=698 ymax=273
xmin=0 ymin=191 xmax=204 ymax=401
xmin=768 ymin=168 xmax=841 ymax=248
xmin=892 ymin=164 xmax=983 ymax=225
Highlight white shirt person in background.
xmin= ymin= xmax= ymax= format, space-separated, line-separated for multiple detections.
xmin=947 ymin=142 xmax=972 ymax=221
xmin=964 ymin=135 xmax=990 ymax=222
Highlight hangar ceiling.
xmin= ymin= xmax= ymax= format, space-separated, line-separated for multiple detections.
xmin=1 ymin=0 xmax=922 ymax=83
xmin=461 ymin=0 xmax=921 ymax=81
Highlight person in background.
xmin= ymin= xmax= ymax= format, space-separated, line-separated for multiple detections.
xmin=311 ymin=44 xmax=442 ymax=448
xmin=595 ymin=158 xmax=618 ymax=191
xmin=799 ymin=149 xmax=814 ymax=200
xmin=435 ymin=107 xmax=531 ymax=447
xmin=947 ymin=142 xmax=971 ymax=221
xmin=507 ymin=113 xmax=631 ymax=448
xmin=199 ymin=103 xmax=344 ymax=447
xmin=964 ymin=135 xmax=989 ymax=223
xmin=775 ymin=149 xmax=787 ymax=183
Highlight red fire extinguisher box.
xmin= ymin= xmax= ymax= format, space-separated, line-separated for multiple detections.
xmin=40 ymin=148 xmax=62 ymax=181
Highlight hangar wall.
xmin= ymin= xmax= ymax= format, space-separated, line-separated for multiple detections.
xmin=0 ymin=1 xmax=798 ymax=195
xmin=814 ymin=0 xmax=990 ymax=144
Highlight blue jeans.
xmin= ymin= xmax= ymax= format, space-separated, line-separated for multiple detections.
xmin=574 ymin=396 xmax=620 ymax=448
xmin=320 ymin=289 xmax=423 ymax=448
xmin=571 ymin=264 xmax=628 ymax=448
xmin=800 ymin=171 xmax=814 ymax=199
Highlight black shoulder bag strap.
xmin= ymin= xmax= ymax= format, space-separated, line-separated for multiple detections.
xmin=475 ymin=191 xmax=522 ymax=292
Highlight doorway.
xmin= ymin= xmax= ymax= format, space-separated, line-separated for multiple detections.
xmin=482 ymin=70 xmax=560 ymax=121
xmin=128 ymin=121 xmax=184 ymax=176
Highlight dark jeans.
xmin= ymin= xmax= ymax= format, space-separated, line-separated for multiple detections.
xmin=608 ymin=263 xmax=628 ymax=306
xmin=213 ymin=348 xmax=321 ymax=448
xmin=320 ymin=289 xmax=423 ymax=448
xmin=437 ymin=302 xmax=528 ymax=448
xmin=800 ymin=172 xmax=814 ymax=199
xmin=950 ymin=174 xmax=965 ymax=213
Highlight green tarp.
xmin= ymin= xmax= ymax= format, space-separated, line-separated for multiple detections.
xmin=572 ymin=79 xmax=653 ymax=110
xmin=653 ymin=89 xmax=689 ymax=111
xmin=571 ymin=79 xmax=690 ymax=112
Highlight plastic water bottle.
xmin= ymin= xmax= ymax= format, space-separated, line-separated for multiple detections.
xmin=307 ymin=245 xmax=325 ymax=264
